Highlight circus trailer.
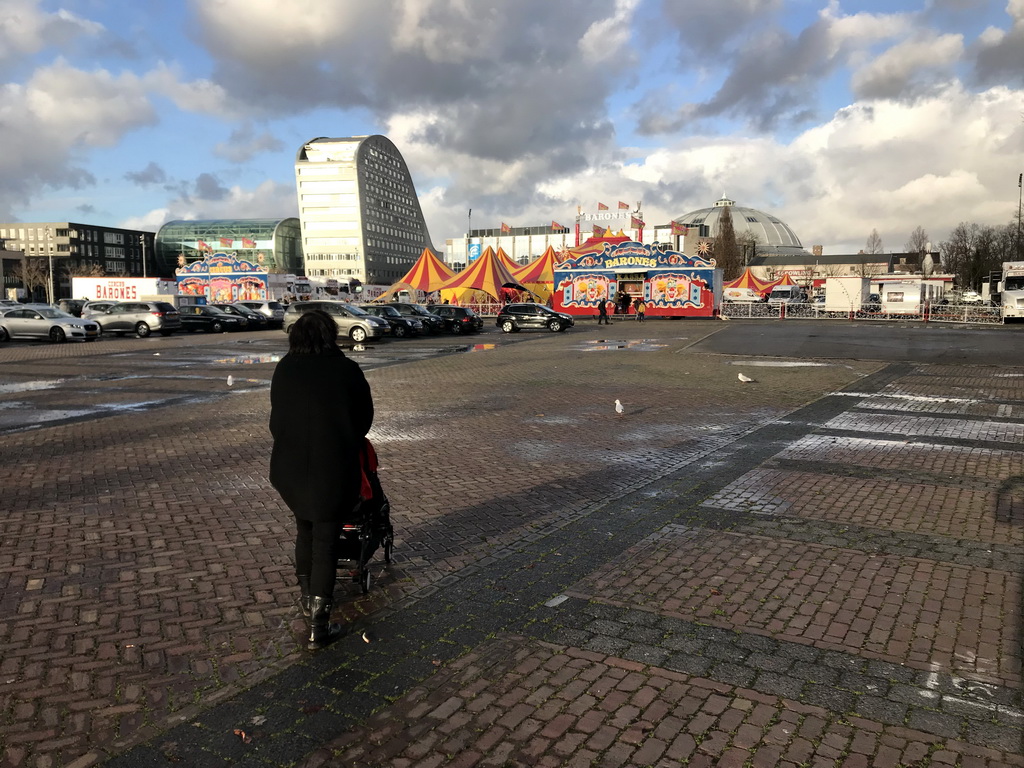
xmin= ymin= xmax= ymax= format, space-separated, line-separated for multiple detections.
xmin=175 ymin=253 xmax=270 ymax=304
xmin=72 ymin=277 xmax=177 ymax=302
xmin=552 ymin=241 xmax=721 ymax=318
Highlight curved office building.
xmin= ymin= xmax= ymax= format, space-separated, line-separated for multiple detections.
xmin=154 ymin=218 xmax=302 ymax=277
xmin=295 ymin=135 xmax=436 ymax=285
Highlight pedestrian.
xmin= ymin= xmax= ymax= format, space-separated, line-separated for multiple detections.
xmin=636 ymin=297 xmax=646 ymax=323
xmin=269 ymin=309 xmax=374 ymax=650
xmin=597 ymin=299 xmax=610 ymax=324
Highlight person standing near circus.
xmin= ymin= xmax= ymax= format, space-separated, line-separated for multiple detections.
xmin=636 ymin=297 xmax=647 ymax=323
xmin=269 ymin=310 xmax=374 ymax=649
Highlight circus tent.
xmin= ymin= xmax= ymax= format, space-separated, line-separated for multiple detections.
xmin=377 ymin=248 xmax=455 ymax=300
xmin=510 ymin=246 xmax=559 ymax=303
xmin=493 ymin=247 xmax=522 ymax=275
xmin=437 ymin=246 xmax=523 ymax=303
xmin=722 ymin=267 xmax=772 ymax=299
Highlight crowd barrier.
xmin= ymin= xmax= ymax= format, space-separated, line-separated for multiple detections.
xmin=720 ymin=301 xmax=1004 ymax=325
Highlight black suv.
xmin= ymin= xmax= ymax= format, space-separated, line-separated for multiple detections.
xmin=429 ymin=305 xmax=484 ymax=334
xmin=497 ymin=303 xmax=575 ymax=333
xmin=388 ymin=302 xmax=446 ymax=334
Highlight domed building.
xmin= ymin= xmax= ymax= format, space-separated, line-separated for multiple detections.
xmin=674 ymin=195 xmax=810 ymax=260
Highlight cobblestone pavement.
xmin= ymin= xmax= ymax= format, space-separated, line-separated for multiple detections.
xmin=1 ymin=320 xmax=1023 ymax=767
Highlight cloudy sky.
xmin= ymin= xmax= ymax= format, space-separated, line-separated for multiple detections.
xmin=2 ymin=0 xmax=1022 ymax=255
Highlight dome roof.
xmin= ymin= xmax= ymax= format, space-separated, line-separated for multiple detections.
xmin=675 ymin=196 xmax=807 ymax=255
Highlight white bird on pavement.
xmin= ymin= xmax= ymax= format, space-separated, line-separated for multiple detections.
xmin=227 ymin=375 xmax=234 ymax=387
xmin=738 ymin=373 xmax=754 ymax=383
xmin=615 ymin=399 xmax=624 ymax=416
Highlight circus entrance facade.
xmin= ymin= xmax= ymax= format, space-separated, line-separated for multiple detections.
xmin=552 ymin=241 xmax=722 ymax=317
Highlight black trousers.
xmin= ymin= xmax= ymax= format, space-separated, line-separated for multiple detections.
xmin=294 ymin=517 xmax=344 ymax=597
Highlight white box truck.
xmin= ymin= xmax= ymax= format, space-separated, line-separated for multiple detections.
xmin=988 ymin=261 xmax=1024 ymax=319
xmin=824 ymin=277 xmax=871 ymax=312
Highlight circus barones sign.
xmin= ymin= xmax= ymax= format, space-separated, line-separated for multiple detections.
xmin=552 ymin=241 xmax=722 ymax=318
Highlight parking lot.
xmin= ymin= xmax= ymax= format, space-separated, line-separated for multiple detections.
xmin=1 ymin=318 xmax=1023 ymax=767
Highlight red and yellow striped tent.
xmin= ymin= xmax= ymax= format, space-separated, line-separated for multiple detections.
xmin=493 ymin=247 xmax=522 ymax=275
xmin=437 ymin=246 xmax=520 ymax=303
xmin=510 ymin=246 xmax=559 ymax=302
xmin=378 ymin=248 xmax=455 ymax=300
xmin=763 ymin=273 xmax=799 ymax=291
xmin=723 ymin=267 xmax=773 ymax=296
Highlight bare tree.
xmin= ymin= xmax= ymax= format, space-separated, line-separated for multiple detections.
xmin=865 ymin=229 xmax=884 ymax=254
xmin=904 ymin=226 xmax=929 ymax=272
xmin=715 ymin=204 xmax=744 ymax=280
xmin=65 ymin=261 xmax=106 ymax=279
xmin=11 ymin=258 xmax=50 ymax=300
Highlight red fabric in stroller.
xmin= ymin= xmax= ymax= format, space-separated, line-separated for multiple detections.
xmin=338 ymin=439 xmax=394 ymax=593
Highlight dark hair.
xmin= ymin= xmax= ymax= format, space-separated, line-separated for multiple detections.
xmin=288 ymin=309 xmax=339 ymax=354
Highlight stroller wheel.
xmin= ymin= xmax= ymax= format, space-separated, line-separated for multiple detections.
xmin=360 ymin=569 xmax=372 ymax=595
xmin=384 ymin=540 xmax=393 ymax=564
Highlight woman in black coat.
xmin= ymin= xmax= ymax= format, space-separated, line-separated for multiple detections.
xmin=269 ymin=310 xmax=374 ymax=649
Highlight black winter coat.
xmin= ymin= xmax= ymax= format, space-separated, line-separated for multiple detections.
xmin=269 ymin=349 xmax=374 ymax=521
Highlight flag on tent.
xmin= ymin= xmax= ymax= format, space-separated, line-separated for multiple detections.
xmin=631 ymin=215 xmax=644 ymax=229
xmin=197 ymin=240 xmax=213 ymax=253
xmin=219 ymin=237 xmax=233 ymax=248
xmin=500 ymin=222 xmax=511 ymax=233
xmin=593 ymin=225 xmax=606 ymax=237
xmin=597 ymin=202 xmax=608 ymax=210
xmin=618 ymin=201 xmax=630 ymax=210
xmin=671 ymin=222 xmax=689 ymax=236
xmin=551 ymin=221 xmax=564 ymax=230
xmin=242 ymin=237 xmax=256 ymax=248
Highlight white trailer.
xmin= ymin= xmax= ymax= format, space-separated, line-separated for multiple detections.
xmin=824 ymin=277 xmax=871 ymax=312
xmin=992 ymin=261 xmax=1024 ymax=319
xmin=879 ymin=281 xmax=924 ymax=314
xmin=71 ymin=277 xmax=177 ymax=302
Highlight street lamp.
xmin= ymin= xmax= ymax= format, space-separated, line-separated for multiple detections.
xmin=139 ymin=234 xmax=148 ymax=278
xmin=46 ymin=227 xmax=54 ymax=305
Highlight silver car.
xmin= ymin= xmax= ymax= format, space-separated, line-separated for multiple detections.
xmin=0 ymin=306 xmax=100 ymax=343
xmin=237 ymin=300 xmax=286 ymax=328
xmin=282 ymin=301 xmax=390 ymax=342
xmin=81 ymin=300 xmax=120 ymax=320
xmin=94 ymin=300 xmax=182 ymax=337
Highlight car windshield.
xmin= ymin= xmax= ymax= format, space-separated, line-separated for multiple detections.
xmin=463 ymin=308 xmax=478 ymax=316
xmin=38 ymin=308 xmax=71 ymax=319
xmin=341 ymin=303 xmax=369 ymax=316
xmin=375 ymin=306 xmax=400 ymax=317
xmin=410 ymin=305 xmax=435 ymax=315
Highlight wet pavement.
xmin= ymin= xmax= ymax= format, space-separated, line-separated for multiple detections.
xmin=1 ymin=320 xmax=1023 ymax=767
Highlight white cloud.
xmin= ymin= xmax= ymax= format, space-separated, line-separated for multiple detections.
xmin=0 ymin=0 xmax=103 ymax=75
xmin=851 ymin=32 xmax=964 ymax=99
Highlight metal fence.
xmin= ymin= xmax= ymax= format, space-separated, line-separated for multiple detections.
xmin=720 ymin=301 xmax=1004 ymax=325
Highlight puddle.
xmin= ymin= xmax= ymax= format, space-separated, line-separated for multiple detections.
xmin=727 ymin=361 xmax=833 ymax=367
xmin=0 ymin=379 xmax=65 ymax=394
xmin=212 ymin=354 xmax=283 ymax=365
xmin=466 ymin=344 xmax=496 ymax=352
xmin=576 ymin=339 xmax=669 ymax=351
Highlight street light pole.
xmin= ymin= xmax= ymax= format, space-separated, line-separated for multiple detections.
xmin=1017 ymin=172 xmax=1022 ymax=260
xmin=46 ymin=227 xmax=54 ymax=305
xmin=140 ymin=234 xmax=148 ymax=278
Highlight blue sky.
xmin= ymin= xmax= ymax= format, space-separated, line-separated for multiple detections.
xmin=2 ymin=0 xmax=1022 ymax=255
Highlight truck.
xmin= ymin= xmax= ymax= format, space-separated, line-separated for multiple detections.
xmin=983 ymin=262 xmax=1024 ymax=319
xmin=767 ymin=284 xmax=808 ymax=305
xmin=71 ymin=277 xmax=178 ymax=302
xmin=824 ymin=277 xmax=872 ymax=312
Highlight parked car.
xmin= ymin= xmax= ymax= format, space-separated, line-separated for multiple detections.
xmin=94 ymin=300 xmax=182 ymax=337
xmin=357 ymin=304 xmax=423 ymax=337
xmin=213 ymin=303 xmax=269 ymax=330
xmin=58 ymin=299 xmax=87 ymax=317
xmin=389 ymin=302 xmax=446 ymax=334
xmin=0 ymin=306 xmax=100 ymax=343
xmin=179 ymin=304 xmax=247 ymax=333
xmin=81 ymin=300 xmax=120 ymax=320
xmin=237 ymin=300 xmax=286 ymax=328
xmin=496 ymin=303 xmax=575 ymax=333
xmin=282 ymin=301 xmax=390 ymax=342
xmin=429 ymin=304 xmax=484 ymax=334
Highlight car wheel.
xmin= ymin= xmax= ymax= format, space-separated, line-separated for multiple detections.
xmin=501 ymin=320 xmax=515 ymax=333
xmin=0 ymin=326 xmax=8 ymax=342
xmin=50 ymin=326 xmax=67 ymax=343
xmin=450 ymin=323 xmax=463 ymax=334
xmin=212 ymin=321 xmax=223 ymax=333
xmin=135 ymin=322 xmax=151 ymax=338
xmin=548 ymin=319 xmax=562 ymax=332
xmin=393 ymin=325 xmax=407 ymax=338
xmin=351 ymin=326 xmax=367 ymax=343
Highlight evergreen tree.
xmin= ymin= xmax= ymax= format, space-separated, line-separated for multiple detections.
xmin=715 ymin=203 xmax=743 ymax=280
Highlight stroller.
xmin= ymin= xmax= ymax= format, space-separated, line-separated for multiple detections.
xmin=337 ymin=439 xmax=394 ymax=594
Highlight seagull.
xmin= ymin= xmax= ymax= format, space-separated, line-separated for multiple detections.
xmin=615 ymin=399 xmax=624 ymax=416
xmin=227 ymin=375 xmax=234 ymax=387
xmin=738 ymin=373 xmax=754 ymax=383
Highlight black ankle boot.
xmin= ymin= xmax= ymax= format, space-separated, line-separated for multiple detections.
xmin=307 ymin=596 xmax=343 ymax=650
xmin=297 ymin=575 xmax=311 ymax=618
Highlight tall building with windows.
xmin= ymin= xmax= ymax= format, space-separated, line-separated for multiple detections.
xmin=294 ymin=135 xmax=436 ymax=285
xmin=0 ymin=221 xmax=152 ymax=300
